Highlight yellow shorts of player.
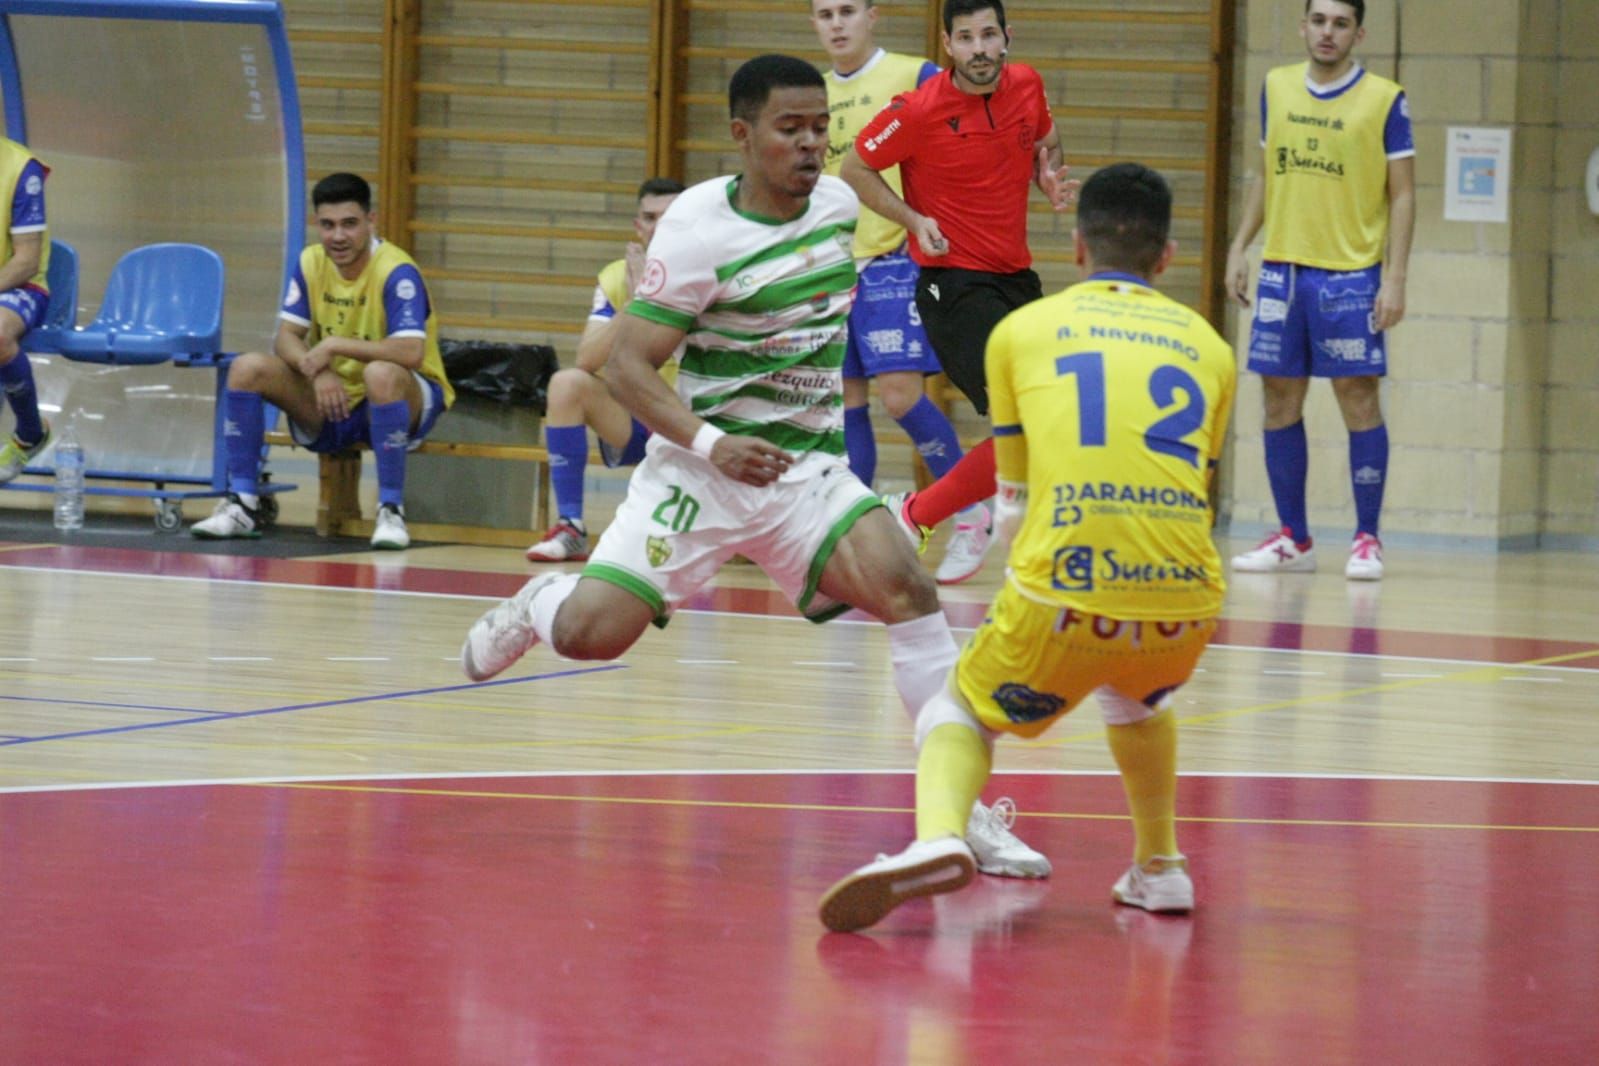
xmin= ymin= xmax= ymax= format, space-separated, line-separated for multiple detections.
xmin=956 ymin=581 xmax=1218 ymax=739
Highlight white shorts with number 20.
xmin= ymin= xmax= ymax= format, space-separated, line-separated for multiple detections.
xmin=583 ymin=438 xmax=880 ymax=625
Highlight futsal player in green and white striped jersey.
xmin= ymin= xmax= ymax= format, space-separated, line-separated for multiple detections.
xmin=463 ymin=53 xmax=1048 ymax=880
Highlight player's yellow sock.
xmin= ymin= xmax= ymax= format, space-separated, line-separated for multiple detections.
xmin=1106 ymin=710 xmax=1180 ymax=864
xmin=915 ymin=722 xmax=992 ymax=841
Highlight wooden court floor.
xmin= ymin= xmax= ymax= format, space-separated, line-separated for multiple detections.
xmin=1 ymin=529 xmax=1596 ymax=1063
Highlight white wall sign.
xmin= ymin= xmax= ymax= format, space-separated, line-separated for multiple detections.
xmin=1444 ymin=127 xmax=1512 ymax=223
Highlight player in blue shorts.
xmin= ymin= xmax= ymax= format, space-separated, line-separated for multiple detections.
xmin=0 ymin=137 xmax=55 ymax=482
xmin=1225 ymin=0 xmax=1414 ymax=580
xmin=811 ymin=0 xmax=970 ymax=577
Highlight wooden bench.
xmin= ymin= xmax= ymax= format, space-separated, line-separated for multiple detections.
xmin=264 ymin=430 xmax=595 ymax=547
xmin=264 ymin=373 xmax=970 ymax=547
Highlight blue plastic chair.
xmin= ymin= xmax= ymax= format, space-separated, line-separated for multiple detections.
xmin=56 ymin=243 xmax=224 ymax=366
xmin=19 ymin=237 xmax=78 ymax=353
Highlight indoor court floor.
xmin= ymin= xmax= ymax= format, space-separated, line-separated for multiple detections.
xmin=1 ymin=517 xmax=1596 ymax=1064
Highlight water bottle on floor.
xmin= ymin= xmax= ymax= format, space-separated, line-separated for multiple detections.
xmin=53 ymin=413 xmax=85 ymax=532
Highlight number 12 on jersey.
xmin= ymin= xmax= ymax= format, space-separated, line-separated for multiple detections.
xmin=1054 ymin=350 xmax=1207 ymax=468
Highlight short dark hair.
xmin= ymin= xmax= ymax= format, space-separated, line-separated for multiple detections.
xmin=1306 ymin=0 xmax=1364 ymax=26
xmin=728 ymin=54 xmax=827 ymax=121
xmin=312 ymin=172 xmax=372 ymax=212
xmin=1076 ymin=163 xmax=1172 ymax=276
xmin=638 ymin=177 xmax=686 ymax=200
xmin=943 ymin=0 xmax=1006 ymax=34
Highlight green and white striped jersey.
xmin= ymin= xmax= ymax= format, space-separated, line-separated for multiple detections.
xmin=628 ymin=174 xmax=858 ymax=455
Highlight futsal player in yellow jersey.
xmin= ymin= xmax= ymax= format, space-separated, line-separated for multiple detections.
xmin=1225 ymin=0 xmax=1414 ymax=581
xmin=190 ymin=172 xmax=452 ymax=549
xmin=821 ymin=163 xmax=1235 ymax=932
xmin=0 ymin=136 xmax=54 ymax=482
xmin=810 ymin=0 xmax=978 ymax=587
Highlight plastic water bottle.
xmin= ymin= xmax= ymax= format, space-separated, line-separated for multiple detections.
xmin=53 ymin=414 xmax=85 ymax=532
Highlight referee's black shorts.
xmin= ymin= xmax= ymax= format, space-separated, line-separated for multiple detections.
xmin=914 ymin=266 xmax=1043 ymax=415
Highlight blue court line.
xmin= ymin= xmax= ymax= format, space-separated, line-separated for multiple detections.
xmin=2 ymin=694 xmax=219 ymax=716
xmin=0 ymin=664 xmax=625 ymax=747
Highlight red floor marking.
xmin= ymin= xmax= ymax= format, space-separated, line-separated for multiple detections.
xmin=4 ymin=541 xmax=1597 ymax=668
xmin=1 ymin=773 xmax=1594 ymax=1063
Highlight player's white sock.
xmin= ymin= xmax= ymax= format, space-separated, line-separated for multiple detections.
xmin=529 ymin=572 xmax=580 ymax=645
xmin=887 ymin=611 xmax=961 ymax=723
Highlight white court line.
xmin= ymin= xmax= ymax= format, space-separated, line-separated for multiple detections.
xmin=1498 ymin=676 xmax=1564 ymax=684
xmin=209 ymin=656 xmax=273 ymax=662
xmin=793 ymin=660 xmax=856 ymax=667
xmin=0 ymin=657 xmax=37 ymax=662
xmin=678 ymin=659 xmax=738 ymax=665
xmin=3 ymin=766 xmax=1596 ymax=796
xmin=91 ymin=657 xmax=155 ymax=663
xmin=1261 ymin=669 xmax=1325 ymax=676
xmin=1381 ymin=672 xmax=1444 ymax=679
xmin=327 ymin=656 xmax=390 ymax=662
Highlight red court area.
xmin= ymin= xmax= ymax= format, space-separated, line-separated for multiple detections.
xmin=3 ymin=772 xmax=1596 ymax=1064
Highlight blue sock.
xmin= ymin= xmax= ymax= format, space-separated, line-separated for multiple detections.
xmin=1263 ymin=420 xmax=1310 ymax=544
xmin=844 ymin=405 xmax=876 ymax=486
xmin=0 ymin=353 xmax=43 ymax=445
xmin=545 ymin=423 xmax=589 ymax=523
xmin=895 ymin=394 xmax=963 ymax=479
xmin=223 ymin=388 xmax=265 ymax=498
xmin=369 ymin=400 xmax=411 ymax=508
xmin=1348 ymin=425 xmax=1388 ymax=537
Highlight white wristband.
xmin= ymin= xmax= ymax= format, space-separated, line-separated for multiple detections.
xmin=691 ymin=423 xmax=725 ymax=459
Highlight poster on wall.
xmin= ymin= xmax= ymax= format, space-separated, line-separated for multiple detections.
xmin=1444 ymin=127 xmax=1512 ymax=223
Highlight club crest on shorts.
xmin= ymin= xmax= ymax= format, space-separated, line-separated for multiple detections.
xmin=992 ymin=682 xmax=1065 ymax=724
xmin=646 ymin=535 xmax=672 ymax=568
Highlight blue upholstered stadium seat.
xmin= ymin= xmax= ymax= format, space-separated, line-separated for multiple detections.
xmin=56 ymin=243 xmax=224 ymax=366
xmin=19 ymin=237 xmax=78 ymax=353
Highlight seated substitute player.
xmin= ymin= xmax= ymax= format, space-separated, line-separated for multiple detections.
xmin=819 ymin=163 xmax=1237 ymax=933
xmin=526 ymin=177 xmax=685 ymax=563
xmin=0 ymin=137 xmax=55 ymax=482
xmin=191 ymin=172 xmax=453 ymax=549
xmin=463 ymin=54 xmax=1046 ymax=879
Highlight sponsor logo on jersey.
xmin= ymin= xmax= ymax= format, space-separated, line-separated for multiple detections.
xmin=24 ymin=175 xmax=41 ymax=196
xmin=863 ymin=119 xmax=901 ymax=152
xmin=1052 ymin=545 xmax=1094 ymax=592
xmin=395 ymin=278 xmax=417 ymax=301
xmin=1275 ymin=144 xmax=1345 ymax=177
xmin=1098 ymin=549 xmax=1211 ymax=586
xmin=646 ymin=535 xmax=672 ymax=567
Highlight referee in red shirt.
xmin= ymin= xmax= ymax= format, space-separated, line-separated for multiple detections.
xmin=843 ymin=0 xmax=1076 ymax=584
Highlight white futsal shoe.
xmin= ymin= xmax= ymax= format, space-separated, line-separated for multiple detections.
xmin=965 ymin=797 xmax=1052 ymax=878
xmin=819 ymin=836 xmax=976 ymax=933
xmin=935 ymin=505 xmax=994 ymax=585
xmin=1230 ymin=528 xmax=1315 ymax=573
xmin=460 ymin=573 xmax=562 ymax=681
xmin=370 ymin=503 xmax=410 ymax=550
xmin=1112 ymin=855 xmax=1194 ymax=914
xmin=1344 ymin=532 xmax=1384 ymax=580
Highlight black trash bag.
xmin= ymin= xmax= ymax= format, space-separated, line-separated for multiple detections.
xmin=440 ymin=338 xmax=559 ymax=411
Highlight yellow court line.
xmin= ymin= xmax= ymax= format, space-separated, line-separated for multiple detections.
xmin=249 ymin=781 xmax=1599 ymax=834
xmin=0 ymin=542 xmax=51 ymax=555
xmin=1037 ymin=645 xmax=1599 ymax=748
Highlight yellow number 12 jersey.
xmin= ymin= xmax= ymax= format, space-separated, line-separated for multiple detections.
xmin=987 ymin=274 xmax=1236 ymax=620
